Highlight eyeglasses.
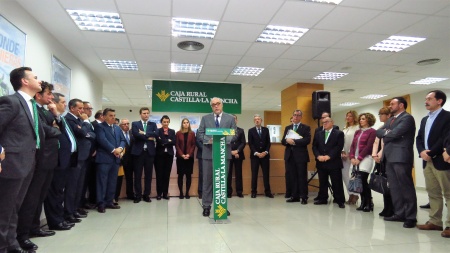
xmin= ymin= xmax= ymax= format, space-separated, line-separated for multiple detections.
xmin=293 ymin=114 xmax=301 ymax=117
xmin=211 ymin=102 xmax=221 ymax=107
xmin=120 ymin=123 xmax=130 ymax=125
xmin=84 ymin=107 xmax=93 ymax=110
xmin=323 ymin=121 xmax=331 ymax=124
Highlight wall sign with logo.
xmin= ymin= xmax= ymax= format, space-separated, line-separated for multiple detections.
xmin=152 ymin=80 xmax=241 ymax=114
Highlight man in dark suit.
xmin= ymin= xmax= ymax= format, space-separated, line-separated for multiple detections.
xmin=228 ymin=114 xmax=246 ymax=198
xmin=197 ymin=97 xmax=236 ymax=217
xmin=131 ymin=107 xmax=158 ymax=203
xmin=16 ymin=82 xmax=61 ymax=251
xmin=44 ymin=93 xmax=77 ymax=232
xmin=416 ymin=90 xmax=450 ymax=235
xmin=248 ymin=114 xmax=274 ymax=199
xmin=117 ymin=118 xmax=134 ymax=201
xmin=94 ymin=108 xmax=126 ymax=213
xmin=377 ymin=97 xmax=417 ymax=228
xmin=64 ymin=99 xmax=95 ymax=223
xmin=0 ymin=67 xmax=43 ymax=253
xmin=312 ymin=117 xmax=345 ymax=208
xmin=282 ymin=110 xmax=311 ymax=204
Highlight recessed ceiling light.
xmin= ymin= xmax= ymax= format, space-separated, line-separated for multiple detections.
xmin=66 ymin=9 xmax=125 ymax=33
xmin=303 ymin=0 xmax=343 ymax=4
xmin=313 ymin=72 xmax=348 ymax=80
xmin=102 ymin=60 xmax=138 ymax=71
xmin=361 ymin=94 xmax=387 ymax=100
xmin=410 ymin=77 xmax=448 ymax=85
xmin=339 ymin=89 xmax=355 ymax=93
xmin=172 ymin=18 xmax=219 ymax=39
xmin=171 ymin=63 xmax=203 ymax=74
xmin=256 ymin=25 xmax=309 ymax=45
xmin=177 ymin=41 xmax=204 ymax=51
xmin=231 ymin=67 xmax=264 ymax=77
xmin=417 ymin=58 xmax=441 ymax=66
xmin=368 ymin=35 xmax=426 ymax=52
xmin=339 ymin=102 xmax=360 ymax=107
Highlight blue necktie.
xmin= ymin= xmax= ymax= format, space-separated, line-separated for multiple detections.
xmin=215 ymin=115 xmax=219 ymax=128
xmin=125 ymin=132 xmax=130 ymax=145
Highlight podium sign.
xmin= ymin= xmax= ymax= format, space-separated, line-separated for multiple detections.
xmin=206 ymin=128 xmax=235 ymax=221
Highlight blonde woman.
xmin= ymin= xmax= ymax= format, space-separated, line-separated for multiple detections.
xmin=175 ymin=118 xmax=196 ymax=199
xmin=341 ymin=110 xmax=359 ymax=204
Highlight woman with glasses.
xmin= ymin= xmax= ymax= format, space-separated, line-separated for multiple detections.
xmin=349 ymin=113 xmax=377 ymax=212
xmin=372 ymin=107 xmax=394 ymax=216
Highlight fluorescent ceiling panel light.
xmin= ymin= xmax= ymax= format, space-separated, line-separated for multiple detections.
xmin=256 ymin=25 xmax=309 ymax=45
xmin=410 ymin=77 xmax=448 ymax=85
xmin=66 ymin=9 xmax=125 ymax=33
xmin=102 ymin=60 xmax=138 ymax=71
xmin=361 ymin=94 xmax=388 ymax=100
xmin=172 ymin=18 xmax=219 ymax=39
xmin=339 ymin=102 xmax=359 ymax=106
xmin=313 ymin=72 xmax=348 ymax=80
xmin=102 ymin=97 xmax=110 ymax=102
xmin=171 ymin=63 xmax=203 ymax=74
xmin=368 ymin=35 xmax=426 ymax=52
xmin=231 ymin=67 xmax=264 ymax=77
xmin=303 ymin=0 xmax=343 ymax=5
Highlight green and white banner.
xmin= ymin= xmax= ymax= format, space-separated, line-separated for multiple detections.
xmin=152 ymin=80 xmax=241 ymax=114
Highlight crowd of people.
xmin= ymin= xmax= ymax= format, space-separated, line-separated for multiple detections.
xmin=1 ymin=67 xmax=450 ymax=253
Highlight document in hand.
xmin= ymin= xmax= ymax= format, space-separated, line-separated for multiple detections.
xmin=285 ymin=130 xmax=302 ymax=139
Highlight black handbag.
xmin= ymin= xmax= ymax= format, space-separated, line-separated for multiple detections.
xmin=348 ymin=165 xmax=363 ymax=193
xmin=369 ymin=162 xmax=389 ymax=194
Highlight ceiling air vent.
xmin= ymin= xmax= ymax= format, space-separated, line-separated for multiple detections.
xmin=177 ymin=41 xmax=204 ymax=51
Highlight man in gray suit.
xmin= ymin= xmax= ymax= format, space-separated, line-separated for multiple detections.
xmin=376 ymin=97 xmax=417 ymax=229
xmin=0 ymin=67 xmax=43 ymax=253
xmin=197 ymin=97 xmax=236 ymax=217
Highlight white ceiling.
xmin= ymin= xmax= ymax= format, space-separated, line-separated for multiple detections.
xmin=15 ymin=0 xmax=450 ymax=112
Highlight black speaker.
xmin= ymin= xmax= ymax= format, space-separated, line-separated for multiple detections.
xmin=312 ymin=91 xmax=331 ymax=120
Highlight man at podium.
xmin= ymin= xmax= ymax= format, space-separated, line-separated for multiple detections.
xmin=197 ymin=97 xmax=236 ymax=217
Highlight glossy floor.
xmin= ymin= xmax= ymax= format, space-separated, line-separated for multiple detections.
xmin=33 ymin=189 xmax=448 ymax=253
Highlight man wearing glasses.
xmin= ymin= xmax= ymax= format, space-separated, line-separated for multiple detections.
xmin=282 ymin=110 xmax=311 ymax=204
xmin=312 ymin=117 xmax=346 ymax=208
xmin=197 ymin=97 xmax=236 ymax=217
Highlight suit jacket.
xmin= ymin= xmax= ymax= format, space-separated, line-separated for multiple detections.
xmin=131 ymin=120 xmax=158 ymax=156
xmin=248 ymin=126 xmax=271 ymax=159
xmin=349 ymin=128 xmax=377 ymax=161
xmin=95 ymin=122 xmax=125 ymax=164
xmin=0 ymin=93 xmax=41 ymax=178
xmin=156 ymin=127 xmax=176 ymax=156
xmin=176 ymin=131 xmax=196 ymax=158
xmin=120 ymin=130 xmax=134 ymax=167
xmin=195 ymin=134 xmax=203 ymax=159
xmin=416 ymin=109 xmax=450 ymax=170
xmin=281 ymin=123 xmax=311 ymax=162
xmin=196 ymin=112 xmax=236 ymax=160
xmin=36 ymin=105 xmax=61 ymax=170
xmin=65 ymin=113 xmax=95 ymax=161
xmin=230 ymin=127 xmax=246 ymax=160
xmin=312 ymin=128 xmax=345 ymax=170
xmin=376 ymin=111 xmax=416 ymax=164
xmin=445 ymin=131 xmax=450 ymax=156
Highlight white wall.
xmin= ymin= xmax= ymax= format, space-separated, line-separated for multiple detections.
xmin=0 ymin=1 xmax=102 ymax=108
xmin=333 ymin=89 xmax=450 ymax=189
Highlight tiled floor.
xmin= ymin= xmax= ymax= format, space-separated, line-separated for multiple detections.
xmin=33 ymin=189 xmax=448 ymax=253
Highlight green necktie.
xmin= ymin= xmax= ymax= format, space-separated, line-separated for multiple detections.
xmin=293 ymin=124 xmax=298 ymax=131
xmin=62 ymin=116 xmax=77 ymax=152
xmin=325 ymin=130 xmax=329 ymax=143
xmin=143 ymin=122 xmax=147 ymax=131
xmin=31 ymin=99 xmax=40 ymax=149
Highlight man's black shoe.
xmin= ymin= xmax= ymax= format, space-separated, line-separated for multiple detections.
xmin=265 ymin=193 xmax=274 ymax=198
xmin=18 ymin=239 xmax=38 ymax=251
xmin=251 ymin=194 xmax=256 ymax=198
xmin=420 ymin=203 xmax=431 ymax=209
xmin=403 ymin=220 xmax=417 ymax=228
xmin=65 ymin=216 xmax=81 ymax=223
xmin=314 ymin=200 xmax=328 ymax=205
xmin=301 ymin=198 xmax=308 ymax=205
xmin=74 ymin=212 xmax=87 ymax=219
xmin=202 ymin=208 xmax=210 ymax=217
xmin=29 ymin=229 xmax=55 ymax=238
xmin=237 ymin=193 xmax=244 ymax=198
xmin=134 ymin=197 xmax=141 ymax=203
xmin=48 ymin=222 xmax=71 ymax=231
xmin=286 ymin=198 xmax=300 ymax=203
xmin=384 ymin=215 xmax=406 ymax=222
xmin=338 ymin=203 xmax=345 ymax=208
xmin=7 ymin=246 xmax=31 ymax=253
